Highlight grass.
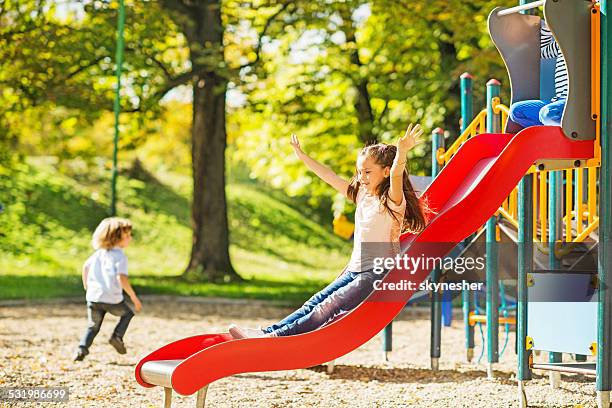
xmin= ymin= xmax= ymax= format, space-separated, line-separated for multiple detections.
xmin=0 ymin=158 xmax=351 ymax=304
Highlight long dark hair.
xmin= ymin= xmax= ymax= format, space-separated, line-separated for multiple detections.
xmin=346 ymin=143 xmax=426 ymax=234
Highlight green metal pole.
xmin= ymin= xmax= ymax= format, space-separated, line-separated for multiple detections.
xmin=460 ymin=73 xmax=474 ymax=134
xmin=432 ymin=128 xmax=445 ymax=176
xmin=517 ymin=3 xmax=535 ymax=405
xmin=110 ymin=0 xmax=126 ymax=216
xmin=460 ymin=73 xmax=476 ymax=362
xmin=518 ymin=175 xmax=534 ymax=404
xmin=430 ymin=127 xmax=445 ymax=371
xmin=597 ymin=1 xmax=612 ymax=406
xmin=547 ymin=170 xmax=562 ymax=385
xmin=485 ymin=79 xmax=501 ymax=379
xmin=548 ymin=171 xmax=559 ymax=269
xmin=381 ymin=321 xmax=392 ymax=361
xmin=520 ymin=0 xmax=537 ymax=15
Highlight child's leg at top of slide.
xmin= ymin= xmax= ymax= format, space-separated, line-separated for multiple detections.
xmin=509 ymin=100 xmax=547 ymax=128
xmin=539 ymin=98 xmax=566 ymax=126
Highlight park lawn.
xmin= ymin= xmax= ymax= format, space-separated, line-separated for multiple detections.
xmin=0 ymin=158 xmax=350 ymax=304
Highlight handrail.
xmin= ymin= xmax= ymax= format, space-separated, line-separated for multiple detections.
xmin=498 ymin=166 xmax=599 ymax=247
xmin=434 ymin=90 xmax=599 ymax=250
xmin=497 ymin=0 xmax=545 ymax=16
xmin=437 ymin=109 xmax=488 ymax=165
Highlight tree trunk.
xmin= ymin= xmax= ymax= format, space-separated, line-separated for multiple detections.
xmin=178 ymin=1 xmax=240 ymax=282
xmin=340 ymin=6 xmax=376 ymax=146
xmin=353 ymin=77 xmax=376 ymax=145
xmin=185 ymin=71 xmax=240 ymax=282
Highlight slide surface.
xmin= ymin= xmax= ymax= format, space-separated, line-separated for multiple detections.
xmin=135 ymin=126 xmax=594 ymax=395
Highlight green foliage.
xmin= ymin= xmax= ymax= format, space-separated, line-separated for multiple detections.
xmin=0 ymin=159 xmax=349 ymax=302
xmin=2 ymin=0 xmax=519 ymax=219
xmin=0 ymin=0 xmax=525 ymax=289
xmin=228 ymin=0 xmax=516 ymax=217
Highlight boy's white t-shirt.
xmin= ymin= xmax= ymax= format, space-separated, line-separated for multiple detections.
xmin=84 ymin=248 xmax=128 ymax=304
xmin=346 ymin=187 xmax=406 ymax=272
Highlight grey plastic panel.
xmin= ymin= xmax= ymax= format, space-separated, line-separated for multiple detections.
xmin=544 ymin=0 xmax=596 ymax=140
xmin=527 ymin=273 xmax=597 ymax=354
xmin=488 ymin=8 xmax=542 ymax=133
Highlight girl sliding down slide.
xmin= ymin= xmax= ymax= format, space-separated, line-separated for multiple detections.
xmin=229 ymin=124 xmax=427 ymax=339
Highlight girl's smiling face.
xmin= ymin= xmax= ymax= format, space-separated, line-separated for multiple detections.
xmin=356 ymin=155 xmax=390 ymax=194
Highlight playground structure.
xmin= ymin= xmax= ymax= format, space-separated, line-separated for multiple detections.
xmin=391 ymin=0 xmax=607 ymax=406
xmin=134 ymin=1 xmax=612 ymax=407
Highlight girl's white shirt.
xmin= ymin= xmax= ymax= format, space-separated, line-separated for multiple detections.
xmin=84 ymin=248 xmax=128 ymax=304
xmin=346 ymin=186 xmax=406 ymax=272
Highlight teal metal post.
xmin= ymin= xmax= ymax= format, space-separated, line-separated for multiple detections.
xmin=460 ymin=73 xmax=474 ymax=134
xmin=485 ymin=79 xmax=501 ymax=379
xmin=516 ymin=2 xmax=536 ymax=405
xmin=547 ymin=170 xmax=563 ymax=385
xmin=460 ymin=73 xmax=476 ymax=362
xmin=381 ymin=321 xmax=392 ymax=361
xmin=520 ymin=0 xmax=537 ymax=15
xmin=430 ymin=127 xmax=445 ymax=371
xmin=432 ymin=128 xmax=445 ymax=176
xmin=548 ymin=171 xmax=559 ymax=269
xmin=518 ymin=175 xmax=534 ymax=404
xmin=110 ymin=0 xmax=126 ymax=216
xmin=597 ymin=1 xmax=612 ymax=406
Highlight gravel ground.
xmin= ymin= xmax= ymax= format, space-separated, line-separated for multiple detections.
xmin=0 ymin=297 xmax=598 ymax=407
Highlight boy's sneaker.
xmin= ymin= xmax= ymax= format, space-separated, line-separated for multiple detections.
xmin=109 ymin=336 xmax=127 ymax=354
xmin=228 ymin=324 xmax=267 ymax=339
xmin=73 ymin=347 xmax=88 ymax=362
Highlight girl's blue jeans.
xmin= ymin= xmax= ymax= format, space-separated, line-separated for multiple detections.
xmin=264 ymin=269 xmax=379 ymax=336
xmin=509 ymin=99 xmax=566 ymax=128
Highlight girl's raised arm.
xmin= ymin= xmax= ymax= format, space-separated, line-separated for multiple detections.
xmin=389 ymin=123 xmax=424 ymax=205
xmin=290 ymin=134 xmax=350 ymax=197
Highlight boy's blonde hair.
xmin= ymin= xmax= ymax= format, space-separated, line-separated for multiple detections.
xmin=92 ymin=217 xmax=133 ymax=250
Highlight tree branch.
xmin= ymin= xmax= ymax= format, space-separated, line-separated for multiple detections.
xmin=154 ymin=69 xmax=199 ymax=99
xmin=126 ymin=46 xmax=174 ymax=79
xmin=377 ymin=98 xmax=389 ymax=125
xmin=159 ymin=0 xmax=196 ymax=16
xmin=65 ymin=56 xmax=106 ymax=80
xmin=237 ymin=1 xmax=292 ymax=71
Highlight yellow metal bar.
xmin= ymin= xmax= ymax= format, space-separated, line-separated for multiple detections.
xmin=479 ymin=111 xmax=486 ymax=134
xmin=565 ymin=170 xmax=573 ymax=242
xmin=588 ymin=167 xmax=597 ymax=224
xmin=492 ymin=100 xmax=510 ymax=116
xmin=440 ymin=109 xmax=487 ymax=164
xmin=491 ymin=100 xmax=509 ymax=132
xmin=573 ymin=218 xmax=599 ymax=243
xmin=592 ymin=4 xmax=602 ymax=164
xmin=539 ymin=171 xmax=548 ymax=243
xmin=513 ymin=187 xmax=518 ymax=218
xmin=576 ymin=169 xmax=584 ymax=235
xmin=532 ymin=176 xmax=538 ymax=241
xmin=592 ymin=4 xmax=601 ymax=124
xmin=469 ymin=313 xmax=516 ymax=326
xmin=498 ymin=208 xmax=519 ymax=229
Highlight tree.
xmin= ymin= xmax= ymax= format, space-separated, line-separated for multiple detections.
xmin=155 ymin=0 xmax=296 ymax=282
xmin=231 ymin=0 xmax=514 ymax=217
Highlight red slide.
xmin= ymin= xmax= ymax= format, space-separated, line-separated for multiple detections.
xmin=135 ymin=126 xmax=594 ymax=396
